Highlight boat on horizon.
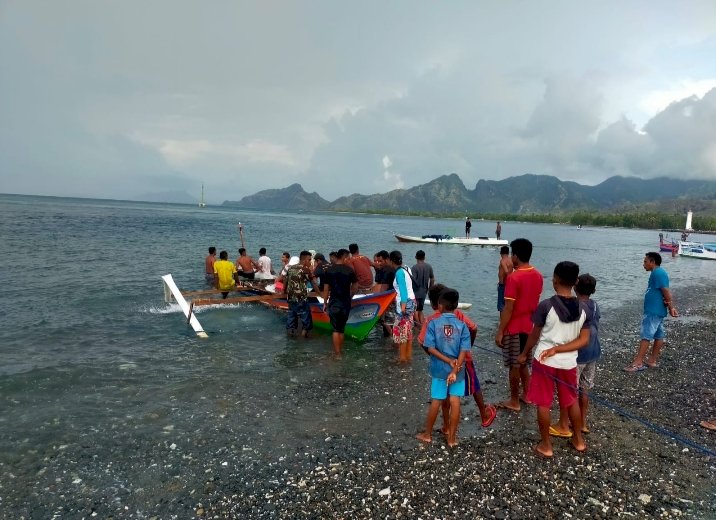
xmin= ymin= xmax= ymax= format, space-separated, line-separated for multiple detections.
xmin=199 ymin=184 xmax=207 ymax=208
xmin=395 ymin=233 xmax=507 ymax=246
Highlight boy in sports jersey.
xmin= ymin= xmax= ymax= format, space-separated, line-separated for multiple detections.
xmin=419 ymin=284 xmax=497 ymax=431
xmin=416 ymin=289 xmax=471 ymax=448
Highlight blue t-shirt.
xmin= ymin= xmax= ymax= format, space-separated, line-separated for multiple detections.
xmin=577 ymin=299 xmax=601 ymax=364
xmin=644 ymin=266 xmax=669 ymax=317
xmin=423 ymin=313 xmax=471 ymax=380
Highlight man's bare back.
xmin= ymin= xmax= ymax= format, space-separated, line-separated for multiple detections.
xmin=498 ymin=255 xmax=514 ymax=284
xmin=237 ymin=255 xmax=257 ymax=273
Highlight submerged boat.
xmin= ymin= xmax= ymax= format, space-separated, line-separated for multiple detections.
xmin=395 ymin=234 xmax=508 ymax=246
xmin=678 ymin=241 xmax=716 ymax=261
xmin=264 ymin=290 xmax=396 ymax=341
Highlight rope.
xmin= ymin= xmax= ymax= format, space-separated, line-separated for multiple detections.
xmin=473 ymin=343 xmax=716 ymax=458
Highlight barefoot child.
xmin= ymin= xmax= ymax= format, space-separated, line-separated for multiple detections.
xmin=419 ymin=284 xmax=497 ymax=431
xmin=517 ymin=261 xmax=591 ymax=457
xmin=416 ymin=289 xmax=471 ymax=447
xmin=550 ymin=274 xmax=601 ymax=438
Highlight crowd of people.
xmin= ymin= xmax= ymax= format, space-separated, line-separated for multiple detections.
xmin=204 ymin=235 xmax=687 ymax=455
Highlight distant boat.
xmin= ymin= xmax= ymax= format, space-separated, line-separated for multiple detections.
xmin=678 ymin=241 xmax=716 ymax=261
xmin=199 ymin=184 xmax=207 ymax=208
xmin=658 ymin=233 xmax=677 ymax=253
xmin=395 ymin=233 xmax=507 ymax=246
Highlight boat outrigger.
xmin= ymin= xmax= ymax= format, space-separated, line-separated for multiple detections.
xmin=162 ymin=274 xmax=396 ymax=340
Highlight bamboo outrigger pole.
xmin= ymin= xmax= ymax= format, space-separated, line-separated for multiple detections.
xmin=238 ymin=222 xmax=246 ymax=249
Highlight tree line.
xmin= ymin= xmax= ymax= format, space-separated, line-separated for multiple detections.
xmin=355 ymin=209 xmax=716 ymax=231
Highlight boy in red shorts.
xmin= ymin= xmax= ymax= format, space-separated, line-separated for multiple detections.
xmin=517 ymin=261 xmax=590 ymax=458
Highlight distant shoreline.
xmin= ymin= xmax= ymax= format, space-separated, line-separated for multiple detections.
xmin=3 ymin=192 xmax=715 ymax=233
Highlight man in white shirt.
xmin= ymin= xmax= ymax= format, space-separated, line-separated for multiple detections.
xmin=256 ymin=247 xmax=274 ymax=280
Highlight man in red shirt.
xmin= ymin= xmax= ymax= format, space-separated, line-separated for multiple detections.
xmin=345 ymin=243 xmax=374 ymax=293
xmin=494 ymin=238 xmax=543 ymax=412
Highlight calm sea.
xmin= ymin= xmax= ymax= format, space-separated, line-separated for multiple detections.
xmin=1 ymin=193 xmax=715 ymax=511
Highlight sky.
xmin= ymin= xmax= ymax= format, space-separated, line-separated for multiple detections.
xmin=1 ymin=1 xmax=716 ymax=203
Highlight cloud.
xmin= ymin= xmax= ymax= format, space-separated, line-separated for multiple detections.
xmin=1 ymin=1 xmax=716 ymax=202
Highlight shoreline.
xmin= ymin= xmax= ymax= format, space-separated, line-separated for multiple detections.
xmin=203 ymin=284 xmax=716 ymax=518
xmin=2 ymin=285 xmax=715 ymax=518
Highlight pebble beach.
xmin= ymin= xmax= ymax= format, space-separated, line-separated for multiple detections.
xmin=3 ymin=284 xmax=714 ymax=519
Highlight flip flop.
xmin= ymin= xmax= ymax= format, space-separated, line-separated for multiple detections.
xmin=581 ymin=426 xmax=590 ymax=434
xmin=570 ymin=439 xmax=587 ymax=454
xmin=549 ymin=425 xmax=573 ymax=438
xmin=481 ymin=405 xmax=497 ymax=428
xmin=496 ymin=401 xmax=521 ymax=412
xmin=700 ymin=420 xmax=716 ymax=431
xmin=533 ymin=445 xmax=553 ymax=459
xmin=623 ymin=364 xmax=647 ymax=372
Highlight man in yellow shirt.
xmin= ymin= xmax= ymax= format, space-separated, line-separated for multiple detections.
xmin=213 ymin=250 xmax=238 ymax=299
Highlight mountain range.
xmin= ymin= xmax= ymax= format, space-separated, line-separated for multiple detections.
xmin=223 ymin=174 xmax=716 ymax=215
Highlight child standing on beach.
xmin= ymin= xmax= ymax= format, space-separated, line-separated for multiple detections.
xmin=416 ymin=289 xmax=471 ymax=448
xmin=550 ymin=274 xmax=601 ymax=438
xmin=418 ymin=284 xmax=497 ymax=431
xmin=517 ymin=261 xmax=591 ymax=457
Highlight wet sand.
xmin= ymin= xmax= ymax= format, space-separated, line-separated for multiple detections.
xmin=3 ymin=286 xmax=715 ymax=519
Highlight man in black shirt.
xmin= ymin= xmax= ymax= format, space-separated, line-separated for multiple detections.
xmin=322 ymin=249 xmax=357 ymax=355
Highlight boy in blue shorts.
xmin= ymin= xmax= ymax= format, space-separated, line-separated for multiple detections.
xmin=416 ymin=289 xmax=471 ymax=448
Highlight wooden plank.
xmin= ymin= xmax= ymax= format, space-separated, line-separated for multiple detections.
xmin=191 ymin=291 xmax=322 ymax=307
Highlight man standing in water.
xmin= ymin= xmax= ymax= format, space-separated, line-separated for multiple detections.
xmin=497 ymin=245 xmax=513 ymax=314
xmin=494 ymin=238 xmax=543 ymax=411
xmin=495 ymin=221 xmax=502 ymax=240
xmin=285 ymin=251 xmax=318 ymax=338
xmin=411 ymin=250 xmax=435 ymax=327
xmin=205 ymin=247 xmax=217 ymax=284
xmin=624 ymin=252 xmax=678 ymax=372
xmin=322 ymin=249 xmax=357 ymax=356
xmin=465 ymin=217 xmax=472 ymax=238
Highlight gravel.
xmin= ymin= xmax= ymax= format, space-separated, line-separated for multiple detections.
xmin=2 ymin=287 xmax=715 ymax=519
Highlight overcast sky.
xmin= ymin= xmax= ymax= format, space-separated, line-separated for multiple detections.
xmin=1 ymin=1 xmax=716 ymax=203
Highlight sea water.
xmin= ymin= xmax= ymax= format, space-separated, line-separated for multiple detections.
xmin=1 ymin=194 xmax=715 ymax=513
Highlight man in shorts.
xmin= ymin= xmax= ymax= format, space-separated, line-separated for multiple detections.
xmin=494 ymin=238 xmax=543 ymax=412
xmin=322 ymin=249 xmax=357 ymax=356
xmin=625 ymin=252 xmax=678 ymax=371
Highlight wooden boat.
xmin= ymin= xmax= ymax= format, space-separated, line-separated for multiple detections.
xmin=264 ymin=290 xmax=397 ymax=341
xmin=659 ymin=233 xmax=678 ymax=252
xmin=678 ymin=241 xmax=716 ymax=261
xmin=395 ymin=234 xmax=508 ymax=246
xmin=162 ymin=274 xmax=396 ymax=340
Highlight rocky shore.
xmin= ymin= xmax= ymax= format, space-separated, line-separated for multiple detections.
xmin=3 ymin=286 xmax=715 ymax=519
xmin=193 ymin=286 xmax=715 ymax=519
